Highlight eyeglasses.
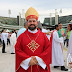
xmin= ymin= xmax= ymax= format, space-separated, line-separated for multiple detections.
xmin=28 ymin=20 xmax=37 ymax=23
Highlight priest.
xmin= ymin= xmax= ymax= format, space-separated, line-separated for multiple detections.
xmin=50 ymin=25 xmax=68 ymax=71
xmin=67 ymin=24 xmax=72 ymax=56
xmin=10 ymin=31 xmax=16 ymax=54
xmin=15 ymin=7 xmax=51 ymax=72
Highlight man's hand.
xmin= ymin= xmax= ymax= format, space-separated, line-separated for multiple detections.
xmin=29 ymin=58 xmax=36 ymax=65
xmin=31 ymin=56 xmax=38 ymax=64
xmin=29 ymin=56 xmax=38 ymax=66
xmin=69 ymin=62 xmax=72 ymax=68
xmin=45 ymin=32 xmax=52 ymax=35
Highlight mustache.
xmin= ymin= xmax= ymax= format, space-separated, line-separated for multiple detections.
xmin=30 ymin=24 xmax=35 ymax=26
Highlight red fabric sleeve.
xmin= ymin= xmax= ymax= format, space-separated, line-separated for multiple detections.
xmin=15 ymin=35 xmax=30 ymax=72
xmin=38 ymin=33 xmax=51 ymax=67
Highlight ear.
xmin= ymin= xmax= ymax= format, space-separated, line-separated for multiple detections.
xmin=37 ymin=21 xmax=38 ymax=25
xmin=26 ymin=22 xmax=28 ymax=25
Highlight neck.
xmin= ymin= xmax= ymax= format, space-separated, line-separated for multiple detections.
xmin=28 ymin=29 xmax=38 ymax=33
xmin=60 ymin=28 xmax=62 ymax=29
xmin=69 ymin=30 xmax=71 ymax=31
xmin=56 ymin=29 xmax=58 ymax=31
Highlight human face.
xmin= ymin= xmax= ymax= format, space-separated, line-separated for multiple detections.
xmin=3 ymin=30 xmax=6 ymax=33
xmin=56 ymin=26 xmax=59 ymax=30
xmin=27 ymin=18 xmax=38 ymax=31
xmin=59 ymin=24 xmax=63 ymax=29
xmin=67 ymin=24 xmax=71 ymax=31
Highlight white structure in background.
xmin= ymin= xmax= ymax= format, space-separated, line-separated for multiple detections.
xmin=49 ymin=9 xmax=62 ymax=25
xmin=8 ymin=9 xmax=11 ymax=17
xmin=59 ymin=9 xmax=62 ymax=16
xmin=50 ymin=13 xmax=52 ymax=25
xmin=19 ymin=12 xmax=21 ymax=29
xmin=55 ymin=9 xmax=58 ymax=25
xmin=19 ymin=9 xmax=25 ymax=28
xmin=22 ymin=9 xmax=25 ymax=26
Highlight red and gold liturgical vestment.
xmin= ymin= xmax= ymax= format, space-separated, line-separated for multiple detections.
xmin=15 ymin=29 xmax=51 ymax=72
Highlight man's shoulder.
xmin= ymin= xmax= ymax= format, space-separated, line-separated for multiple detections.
xmin=42 ymin=28 xmax=48 ymax=33
xmin=2 ymin=33 xmax=7 ymax=35
xmin=58 ymin=29 xmax=61 ymax=32
xmin=70 ymin=31 xmax=72 ymax=36
xmin=17 ymin=31 xmax=26 ymax=39
xmin=53 ymin=30 xmax=58 ymax=35
xmin=57 ymin=30 xmax=60 ymax=34
xmin=40 ymin=31 xmax=45 ymax=35
xmin=17 ymin=28 xmax=26 ymax=37
xmin=18 ymin=28 xmax=26 ymax=32
xmin=61 ymin=28 xmax=65 ymax=31
xmin=40 ymin=31 xmax=48 ymax=38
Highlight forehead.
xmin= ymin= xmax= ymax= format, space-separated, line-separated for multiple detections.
xmin=59 ymin=24 xmax=62 ymax=26
xmin=68 ymin=24 xmax=70 ymax=26
xmin=28 ymin=18 xmax=37 ymax=21
xmin=4 ymin=29 xmax=6 ymax=31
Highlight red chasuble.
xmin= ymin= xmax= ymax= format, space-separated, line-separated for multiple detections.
xmin=15 ymin=29 xmax=51 ymax=72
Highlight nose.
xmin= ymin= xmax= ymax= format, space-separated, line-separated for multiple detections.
xmin=31 ymin=21 xmax=34 ymax=24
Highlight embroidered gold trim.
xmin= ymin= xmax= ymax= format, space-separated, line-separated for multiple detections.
xmin=27 ymin=40 xmax=40 ymax=53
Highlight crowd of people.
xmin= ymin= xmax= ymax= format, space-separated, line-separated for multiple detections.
xmin=0 ymin=29 xmax=17 ymax=54
xmin=0 ymin=7 xmax=72 ymax=72
xmin=42 ymin=23 xmax=72 ymax=71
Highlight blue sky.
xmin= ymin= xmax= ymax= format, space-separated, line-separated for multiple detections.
xmin=0 ymin=0 xmax=72 ymax=22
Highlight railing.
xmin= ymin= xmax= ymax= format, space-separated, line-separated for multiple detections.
xmin=0 ymin=22 xmax=23 ymax=29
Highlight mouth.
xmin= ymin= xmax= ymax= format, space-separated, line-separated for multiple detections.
xmin=30 ymin=25 xmax=35 ymax=27
xmin=30 ymin=24 xmax=35 ymax=27
xmin=28 ymin=24 xmax=36 ymax=30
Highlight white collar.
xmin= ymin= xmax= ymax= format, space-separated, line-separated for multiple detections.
xmin=28 ymin=29 xmax=38 ymax=33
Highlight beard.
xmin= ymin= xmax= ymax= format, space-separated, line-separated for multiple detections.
xmin=28 ymin=24 xmax=36 ymax=30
